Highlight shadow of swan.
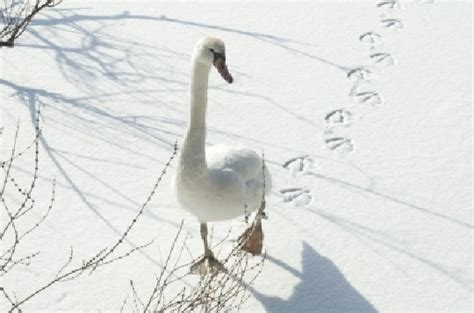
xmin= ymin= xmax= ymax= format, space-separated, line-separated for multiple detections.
xmin=250 ymin=242 xmax=378 ymax=312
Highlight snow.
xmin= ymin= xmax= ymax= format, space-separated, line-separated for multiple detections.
xmin=1 ymin=0 xmax=472 ymax=312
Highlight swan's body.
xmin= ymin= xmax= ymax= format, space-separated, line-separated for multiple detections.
xmin=173 ymin=37 xmax=271 ymax=272
xmin=176 ymin=144 xmax=270 ymax=222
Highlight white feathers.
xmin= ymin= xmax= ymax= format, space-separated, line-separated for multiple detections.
xmin=173 ymin=37 xmax=271 ymax=222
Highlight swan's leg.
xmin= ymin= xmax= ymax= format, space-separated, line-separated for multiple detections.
xmin=201 ymin=222 xmax=212 ymax=257
xmin=190 ymin=222 xmax=226 ymax=275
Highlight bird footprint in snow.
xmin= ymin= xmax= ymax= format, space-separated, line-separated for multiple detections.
xmin=325 ymin=136 xmax=354 ymax=154
xmin=280 ymin=187 xmax=313 ymax=207
xmin=347 ymin=67 xmax=372 ymax=81
xmin=350 ymin=83 xmax=383 ymax=106
xmin=377 ymin=0 xmax=400 ymax=9
xmin=325 ymin=109 xmax=352 ymax=127
xmin=353 ymin=91 xmax=383 ymax=105
xmin=381 ymin=18 xmax=404 ymax=30
xmin=359 ymin=32 xmax=383 ymax=48
xmin=370 ymin=52 xmax=395 ymax=66
xmin=282 ymin=155 xmax=314 ymax=175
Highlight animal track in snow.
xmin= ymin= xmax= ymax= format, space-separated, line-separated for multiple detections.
xmin=280 ymin=187 xmax=313 ymax=207
xmin=353 ymin=91 xmax=383 ymax=105
xmin=347 ymin=67 xmax=372 ymax=81
xmin=359 ymin=32 xmax=383 ymax=47
xmin=377 ymin=0 xmax=401 ymax=9
xmin=370 ymin=52 xmax=395 ymax=66
xmin=350 ymin=82 xmax=383 ymax=105
xmin=381 ymin=18 xmax=404 ymax=30
xmin=324 ymin=109 xmax=352 ymax=127
xmin=282 ymin=155 xmax=314 ymax=175
xmin=325 ymin=137 xmax=354 ymax=154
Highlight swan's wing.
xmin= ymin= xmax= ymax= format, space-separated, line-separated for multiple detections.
xmin=207 ymin=144 xmax=263 ymax=182
xmin=207 ymin=144 xmax=272 ymax=210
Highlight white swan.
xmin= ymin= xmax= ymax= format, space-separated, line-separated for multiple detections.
xmin=173 ymin=37 xmax=271 ymax=273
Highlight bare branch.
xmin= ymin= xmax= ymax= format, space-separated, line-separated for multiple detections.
xmin=1 ymin=118 xmax=179 ymax=312
xmin=1 ymin=0 xmax=63 ymax=47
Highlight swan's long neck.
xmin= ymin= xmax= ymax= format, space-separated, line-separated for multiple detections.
xmin=179 ymin=58 xmax=211 ymax=176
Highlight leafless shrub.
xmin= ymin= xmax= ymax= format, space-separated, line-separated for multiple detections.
xmin=1 ymin=0 xmax=62 ymax=47
xmin=1 ymin=106 xmax=54 ymax=309
xmin=121 ymin=219 xmax=265 ymax=313
xmin=0 ymin=108 xmax=179 ymax=312
xmin=1 ymin=106 xmax=267 ymax=312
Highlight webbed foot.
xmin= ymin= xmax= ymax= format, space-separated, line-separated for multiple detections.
xmin=190 ymin=254 xmax=226 ymax=275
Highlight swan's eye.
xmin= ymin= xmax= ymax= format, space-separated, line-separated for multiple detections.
xmin=209 ymin=48 xmax=215 ymax=53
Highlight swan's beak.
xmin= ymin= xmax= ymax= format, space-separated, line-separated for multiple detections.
xmin=213 ymin=58 xmax=233 ymax=84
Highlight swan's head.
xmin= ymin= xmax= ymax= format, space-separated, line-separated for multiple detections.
xmin=193 ymin=36 xmax=233 ymax=83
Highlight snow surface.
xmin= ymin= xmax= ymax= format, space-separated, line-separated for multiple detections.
xmin=1 ymin=0 xmax=472 ymax=312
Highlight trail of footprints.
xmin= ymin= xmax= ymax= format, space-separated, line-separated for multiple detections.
xmin=282 ymin=1 xmax=436 ymax=206
xmin=321 ymin=0 xmax=434 ymax=155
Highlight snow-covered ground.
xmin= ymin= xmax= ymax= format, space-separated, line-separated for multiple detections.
xmin=1 ymin=1 xmax=472 ymax=312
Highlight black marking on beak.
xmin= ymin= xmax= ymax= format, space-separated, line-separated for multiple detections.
xmin=211 ymin=50 xmax=226 ymax=63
